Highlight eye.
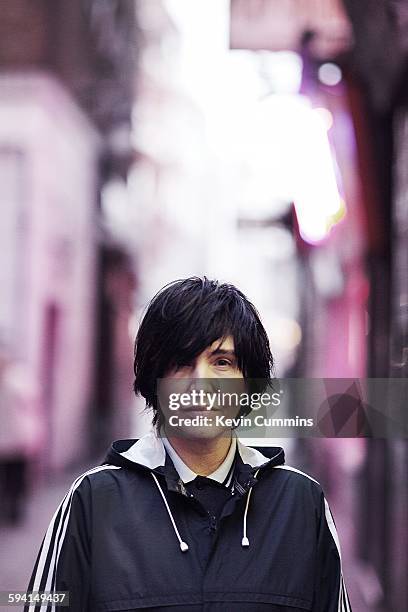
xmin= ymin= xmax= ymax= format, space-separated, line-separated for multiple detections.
xmin=214 ymin=358 xmax=233 ymax=368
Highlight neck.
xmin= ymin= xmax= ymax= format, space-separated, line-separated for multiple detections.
xmin=164 ymin=432 xmax=233 ymax=476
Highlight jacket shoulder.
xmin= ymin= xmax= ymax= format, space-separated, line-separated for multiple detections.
xmin=272 ymin=464 xmax=324 ymax=499
xmin=274 ymin=464 xmax=320 ymax=484
xmin=67 ymin=463 xmax=123 ymax=497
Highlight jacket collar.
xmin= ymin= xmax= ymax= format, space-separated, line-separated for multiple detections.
xmin=105 ymin=431 xmax=285 ymax=497
xmin=109 ymin=430 xmax=283 ymax=468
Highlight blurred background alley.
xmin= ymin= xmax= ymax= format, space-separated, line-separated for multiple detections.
xmin=0 ymin=1 xmax=407 ymax=610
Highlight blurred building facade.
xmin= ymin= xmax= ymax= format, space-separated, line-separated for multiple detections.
xmin=0 ymin=74 xmax=100 ymax=471
xmin=343 ymin=4 xmax=408 ymax=610
xmin=0 ymin=0 xmax=137 ymax=469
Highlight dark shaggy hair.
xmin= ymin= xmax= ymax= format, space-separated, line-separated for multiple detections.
xmin=133 ymin=277 xmax=274 ymax=429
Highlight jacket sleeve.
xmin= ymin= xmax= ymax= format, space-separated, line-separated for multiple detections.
xmin=25 ymin=473 xmax=92 ymax=612
xmin=312 ymin=492 xmax=352 ymax=612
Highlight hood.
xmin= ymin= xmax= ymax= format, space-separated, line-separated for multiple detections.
xmin=104 ymin=431 xmax=285 ymax=475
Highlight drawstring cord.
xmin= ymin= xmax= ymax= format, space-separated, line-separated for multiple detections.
xmin=241 ymin=468 xmax=260 ymax=547
xmin=151 ymin=467 xmax=260 ymax=553
xmin=151 ymin=472 xmax=189 ymax=552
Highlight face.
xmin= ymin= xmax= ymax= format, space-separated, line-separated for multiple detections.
xmin=158 ymin=336 xmax=245 ymax=439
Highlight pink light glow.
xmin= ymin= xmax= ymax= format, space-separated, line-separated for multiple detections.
xmin=291 ymin=104 xmax=346 ymax=244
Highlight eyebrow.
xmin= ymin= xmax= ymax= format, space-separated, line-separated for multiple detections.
xmin=209 ymin=349 xmax=236 ymax=358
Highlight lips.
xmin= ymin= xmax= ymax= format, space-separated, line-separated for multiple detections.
xmin=182 ymin=406 xmax=218 ymax=412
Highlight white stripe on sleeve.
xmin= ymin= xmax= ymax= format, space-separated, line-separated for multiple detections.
xmin=28 ymin=464 xmax=121 ymax=612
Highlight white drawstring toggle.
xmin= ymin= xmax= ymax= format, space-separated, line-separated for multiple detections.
xmin=241 ymin=468 xmax=260 ymax=549
xmin=151 ymin=472 xmax=190 ymax=554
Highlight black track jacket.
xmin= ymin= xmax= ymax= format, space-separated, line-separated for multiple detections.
xmin=26 ymin=432 xmax=352 ymax=611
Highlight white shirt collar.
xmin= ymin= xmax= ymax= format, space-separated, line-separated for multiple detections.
xmin=119 ymin=429 xmax=270 ymax=471
xmin=162 ymin=435 xmax=237 ymax=484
